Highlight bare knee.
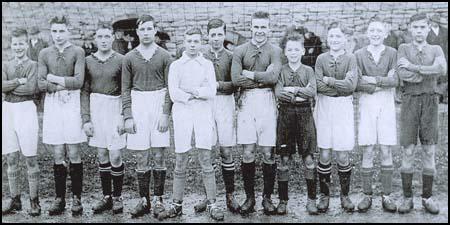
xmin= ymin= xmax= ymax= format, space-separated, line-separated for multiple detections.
xmin=319 ymin=148 xmax=332 ymax=164
xmin=361 ymin=145 xmax=375 ymax=168
xmin=280 ymin=156 xmax=290 ymax=169
xmin=336 ymin=152 xmax=350 ymax=166
xmin=109 ymin=149 xmax=122 ymax=167
xmin=97 ymin=148 xmax=110 ymax=164
xmin=6 ymin=152 xmax=20 ymax=170
xmin=303 ymin=155 xmax=315 ymax=170
xmin=152 ymin=148 xmax=166 ymax=169
xmin=242 ymin=144 xmax=255 ymax=163
xmin=135 ymin=151 xmax=149 ymax=170
xmin=175 ymin=153 xmax=189 ymax=172
xmin=25 ymin=156 xmax=39 ymax=169
xmin=380 ymin=145 xmax=393 ymax=166
xmin=53 ymin=145 xmax=65 ymax=165
xmin=67 ymin=144 xmax=81 ymax=163
xmin=261 ymin=147 xmax=274 ymax=164
xmin=422 ymin=145 xmax=436 ymax=169
xmin=198 ymin=149 xmax=213 ymax=171
xmin=220 ymin=147 xmax=233 ymax=163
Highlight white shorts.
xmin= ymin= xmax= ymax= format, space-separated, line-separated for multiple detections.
xmin=126 ymin=89 xmax=170 ymax=150
xmin=43 ymin=90 xmax=87 ymax=145
xmin=212 ymin=94 xmax=236 ymax=147
xmin=314 ymin=94 xmax=355 ymax=151
xmin=2 ymin=101 xmax=39 ymax=157
xmin=237 ymin=88 xmax=277 ymax=146
xmin=172 ymin=99 xmax=214 ymax=153
xmin=88 ymin=93 xmax=126 ymax=151
xmin=358 ymin=89 xmax=397 ymax=146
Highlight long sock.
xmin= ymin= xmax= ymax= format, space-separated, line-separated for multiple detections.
xmin=401 ymin=169 xmax=413 ymax=198
xmin=28 ymin=167 xmax=40 ymax=199
xmin=422 ymin=168 xmax=435 ymax=199
xmin=338 ymin=163 xmax=353 ymax=196
xmin=304 ymin=168 xmax=317 ymax=200
xmin=361 ymin=167 xmax=373 ymax=195
xmin=277 ymin=167 xmax=289 ymax=201
xmin=317 ymin=162 xmax=331 ymax=196
xmin=7 ymin=168 xmax=20 ymax=197
xmin=137 ymin=169 xmax=151 ymax=200
xmin=241 ymin=161 xmax=256 ymax=198
xmin=69 ymin=162 xmax=83 ymax=198
xmin=221 ymin=160 xmax=236 ymax=194
xmin=263 ymin=163 xmax=276 ymax=198
xmin=153 ymin=168 xmax=166 ymax=198
xmin=172 ymin=170 xmax=186 ymax=201
xmin=54 ymin=164 xmax=67 ymax=199
xmin=111 ymin=163 xmax=124 ymax=197
xmin=380 ymin=165 xmax=394 ymax=195
xmin=203 ymin=169 xmax=217 ymax=201
xmin=99 ymin=162 xmax=112 ymax=196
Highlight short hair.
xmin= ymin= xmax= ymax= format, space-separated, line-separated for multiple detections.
xmin=207 ymin=18 xmax=226 ymax=34
xmin=280 ymin=31 xmax=304 ymax=50
xmin=409 ymin=13 xmax=428 ymax=24
xmin=49 ymin=16 xmax=69 ymax=26
xmin=185 ymin=27 xmax=202 ymax=36
xmin=11 ymin=28 xmax=28 ymax=40
xmin=327 ymin=21 xmax=353 ymax=36
xmin=96 ymin=21 xmax=113 ymax=31
xmin=252 ymin=11 xmax=270 ymax=20
xmin=136 ymin=15 xmax=155 ymax=27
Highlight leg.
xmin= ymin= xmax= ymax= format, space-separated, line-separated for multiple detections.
xmin=220 ymin=146 xmax=240 ymax=213
xmin=260 ymin=145 xmax=277 ymax=215
xmin=109 ymin=149 xmax=125 ymax=214
xmin=398 ymin=144 xmax=415 ymax=214
xmin=379 ymin=145 xmax=397 ymax=212
xmin=26 ymin=156 xmax=41 ymax=216
xmin=152 ymin=147 xmax=167 ymax=217
xmin=421 ymin=145 xmax=440 ymax=214
xmin=130 ymin=150 xmax=151 ymax=217
xmin=93 ymin=148 xmax=113 ymax=214
xmin=240 ymin=144 xmax=257 ymax=215
xmin=276 ymin=156 xmax=290 ymax=215
xmin=2 ymin=152 xmax=22 ymax=215
xmin=357 ymin=145 xmax=375 ymax=212
xmin=303 ymin=154 xmax=319 ymax=215
xmin=317 ymin=148 xmax=332 ymax=213
xmin=336 ymin=151 xmax=355 ymax=212
xmin=67 ymin=144 xmax=83 ymax=215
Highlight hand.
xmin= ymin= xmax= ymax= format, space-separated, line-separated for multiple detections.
xmin=308 ymin=48 xmax=314 ymax=54
xmin=242 ymin=70 xmax=255 ymax=80
xmin=283 ymin=86 xmax=298 ymax=93
xmin=180 ymin=86 xmax=199 ymax=97
xmin=266 ymin=64 xmax=274 ymax=72
xmin=278 ymin=90 xmax=295 ymax=102
xmin=294 ymin=96 xmax=307 ymax=102
xmin=18 ymin=78 xmax=27 ymax=85
xmin=117 ymin=119 xmax=126 ymax=135
xmin=157 ymin=114 xmax=169 ymax=133
xmin=387 ymin=69 xmax=396 ymax=77
xmin=362 ymin=76 xmax=377 ymax=84
xmin=323 ymin=76 xmax=330 ymax=85
xmin=124 ymin=118 xmax=136 ymax=134
xmin=398 ymin=57 xmax=418 ymax=71
xmin=83 ymin=122 xmax=94 ymax=137
xmin=46 ymin=74 xmax=57 ymax=82
xmin=56 ymin=85 xmax=66 ymax=91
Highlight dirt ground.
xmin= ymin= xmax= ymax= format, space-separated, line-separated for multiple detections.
xmin=2 ymin=104 xmax=448 ymax=223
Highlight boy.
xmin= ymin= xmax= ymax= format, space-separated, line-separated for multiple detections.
xmin=37 ymin=16 xmax=86 ymax=216
xmin=397 ymin=13 xmax=447 ymax=215
xmin=158 ymin=27 xmax=224 ymax=221
xmin=121 ymin=14 xmax=173 ymax=218
xmin=2 ymin=28 xmax=41 ymax=216
xmin=81 ymin=22 xmax=126 ymax=214
xmin=194 ymin=18 xmax=240 ymax=213
xmin=354 ymin=17 xmax=399 ymax=213
xmin=231 ymin=11 xmax=282 ymax=215
xmin=314 ymin=21 xmax=358 ymax=213
xmin=274 ymin=34 xmax=318 ymax=215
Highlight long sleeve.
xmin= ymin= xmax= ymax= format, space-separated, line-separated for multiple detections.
xmin=168 ymin=63 xmax=191 ymax=104
xmin=417 ymin=46 xmax=447 ymax=76
xmin=397 ymin=44 xmax=423 ymax=83
xmin=37 ymin=50 xmax=58 ymax=92
xmin=64 ymin=48 xmax=85 ymax=89
xmin=327 ymin=55 xmax=358 ymax=93
xmin=121 ymin=56 xmax=133 ymax=120
xmin=253 ymin=47 xmax=282 ymax=85
xmin=196 ymin=62 xmax=217 ymax=99
xmin=315 ymin=56 xmax=338 ymax=96
xmin=80 ymin=67 xmax=91 ymax=124
xmin=296 ymin=68 xmax=317 ymax=99
xmin=162 ymin=56 xmax=173 ymax=115
xmin=12 ymin=62 xmax=38 ymax=96
xmin=231 ymin=48 xmax=260 ymax=88
xmin=2 ymin=64 xmax=19 ymax=93
xmin=217 ymin=81 xmax=234 ymax=94
xmin=274 ymin=75 xmax=285 ymax=101
xmin=374 ymin=51 xmax=399 ymax=88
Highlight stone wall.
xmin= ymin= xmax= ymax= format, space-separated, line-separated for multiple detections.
xmin=2 ymin=2 xmax=448 ymax=58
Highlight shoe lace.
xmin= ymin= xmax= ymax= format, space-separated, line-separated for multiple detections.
xmin=383 ymin=195 xmax=393 ymax=204
xmin=169 ymin=202 xmax=182 ymax=213
xmin=424 ymin=197 xmax=436 ymax=205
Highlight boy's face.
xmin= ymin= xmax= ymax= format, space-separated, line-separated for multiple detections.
xmin=284 ymin=40 xmax=304 ymax=63
xmin=11 ymin=35 xmax=28 ymax=59
xmin=251 ymin=18 xmax=270 ymax=44
xmin=136 ymin=21 xmax=156 ymax=45
xmin=95 ymin=28 xmax=114 ymax=52
xmin=184 ymin=34 xmax=202 ymax=56
xmin=50 ymin=23 xmax=70 ymax=46
xmin=208 ymin=25 xmax=225 ymax=50
xmin=327 ymin=27 xmax=346 ymax=51
xmin=409 ymin=19 xmax=430 ymax=43
xmin=367 ymin=21 xmax=387 ymax=46
xmin=29 ymin=33 xmax=39 ymax=41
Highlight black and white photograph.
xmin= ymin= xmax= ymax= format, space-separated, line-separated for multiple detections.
xmin=1 ymin=1 xmax=448 ymax=223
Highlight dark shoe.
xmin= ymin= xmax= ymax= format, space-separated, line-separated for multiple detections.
xmin=130 ymin=197 xmax=150 ymax=218
xmin=306 ymin=198 xmax=319 ymax=215
xmin=112 ymin=197 xmax=124 ymax=214
xmin=357 ymin=194 xmax=372 ymax=213
xmin=262 ymin=196 xmax=276 ymax=215
xmin=2 ymin=196 xmax=22 ymax=215
xmin=207 ymin=201 xmax=224 ymax=221
xmin=382 ymin=195 xmax=397 ymax=213
xmin=276 ymin=200 xmax=288 ymax=215
xmin=29 ymin=197 xmax=41 ymax=217
xmin=48 ymin=197 xmax=66 ymax=216
xmin=153 ymin=197 xmax=165 ymax=218
xmin=157 ymin=202 xmax=182 ymax=221
xmin=92 ymin=196 xmax=113 ymax=214
xmin=239 ymin=196 xmax=256 ymax=215
xmin=317 ymin=194 xmax=330 ymax=213
xmin=194 ymin=198 xmax=208 ymax=213
xmin=398 ymin=197 xmax=413 ymax=214
xmin=226 ymin=193 xmax=240 ymax=213
xmin=422 ymin=197 xmax=440 ymax=215
xmin=71 ymin=196 xmax=83 ymax=216
xmin=340 ymin=195 xmax=355 ymax=212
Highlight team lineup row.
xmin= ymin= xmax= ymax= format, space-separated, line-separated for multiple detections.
xmin=2 ymin=11 xmax=447 ymax=221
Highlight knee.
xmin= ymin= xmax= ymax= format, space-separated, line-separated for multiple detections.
xmin=303 ymin=155 xmax=315 ymax=170
xmin=242 ymin=149 xmax=255 ymax=163
xmin=198 ymin=150 xmax=213 ymax=169
xmin=403 ymin=145 xmax=415 ymax=157
xmin=6 ymin=153 xmax=19 ymax=168
xmin=109 ymin=150 xmax=122 ymax=167
xmin=262 ymin=151 xmax=273 ymax=164
xmin=336 ymin=152 xmax=349 ymax=166
xmin=26 ymin=156 xmax=39 ymax=169
xmin=98 ymin=150 xmax=110 ymax=164
xmin=67 ymin=144 xmax=81 ymax=163
xmin=380 ymin=147 xmax=393 ymax=163
xmin=220 ymin=147 xmax=233 ymax=162
xmin=175 ymin=153 xmax=188 ymax=172
xmin=319 ymin=149 xmax=332 ymax=164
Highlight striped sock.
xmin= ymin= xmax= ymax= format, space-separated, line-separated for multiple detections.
xmin=317 ymin=162 xmax=331 ymax=196
xmin=111 ymin=163 xmax=124 ymax=197
xmin=99 ymin=162 xmax=112 ymax=196
xmin=338 ymin=163 xmax=353 ymax=196
xmin=221 ymin=161 xmax=235 ymax=194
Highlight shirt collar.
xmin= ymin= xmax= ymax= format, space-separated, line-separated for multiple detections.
xmin=412 ymin=41 xmax=429 ymax=52
xmin=209 ymin=46 xmax=225 ymax=58
xmin=53 ymin=42 xmax=72 ymax=53
xmin=431 ymin=26 xmax=439 ymax=35
xmin=135 ymin=42 xmax=158 ymax=61
xmin=14 ymin=57 xmax=29 ymax=67
xmin=179 ymin=51 xmax=205 ymax=65
xmin=251 ymin=39 xmax=267 ymax=49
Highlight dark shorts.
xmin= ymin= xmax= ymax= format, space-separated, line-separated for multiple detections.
xmin=400 ymin=93 xmax=439 ymax=147
xmin=276 ymin=104 xmax=317 ymax=158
